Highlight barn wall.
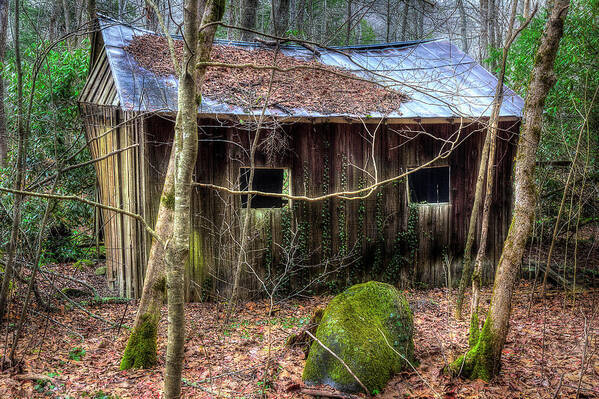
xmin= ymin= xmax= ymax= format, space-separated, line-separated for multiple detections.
xmin=84 ymin=111 xmax=517 ymax=300
xmin=188 ymin=119 xmax=517 ymax=300
xmin=79 ymin=104 xmax=147 ymax=298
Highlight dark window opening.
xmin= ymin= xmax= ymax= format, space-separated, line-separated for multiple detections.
xmin=408 ymin=166 xmax=450 ymax=203
xmin=240 ymin=168 xmax=286 ymax=208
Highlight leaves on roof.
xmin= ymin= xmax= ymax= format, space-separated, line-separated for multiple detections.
xmin=124 ymin=34 xmax=407 ymax=115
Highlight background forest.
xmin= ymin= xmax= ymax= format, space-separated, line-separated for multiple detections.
xmin=0 ymin=0 xmax=597 ymax=265
xmin=0 ymin=0 xmax=597 ymax=397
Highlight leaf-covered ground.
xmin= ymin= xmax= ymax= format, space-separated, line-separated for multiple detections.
xmin=0 ymin=279 xmax=597 ymax=398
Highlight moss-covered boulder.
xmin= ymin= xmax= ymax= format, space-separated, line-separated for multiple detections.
xmin=302 ymin=281 xmax=415 ymax=394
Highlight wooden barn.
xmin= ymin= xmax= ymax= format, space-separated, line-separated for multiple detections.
xmin=78 ymin=17 xmax=524 ymax=300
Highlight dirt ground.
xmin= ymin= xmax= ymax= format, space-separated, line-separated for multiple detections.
xmin=0 ymin=273 xmax=597 ymax=399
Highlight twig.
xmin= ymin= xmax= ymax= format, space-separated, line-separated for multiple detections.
xmin=13 ymin=262 xmax=99 ymax=299
xmin=576 ymin=315 xmax=589 ymax=399
xmin=29 ymin=310 xmax=84 ymax=341
xmin=0 ymin=186 xmax=162 ymax=245
xmin=552 ymin=373 xmax=564 ymax=399
xmin=377 ymin=327 xmax=441 ymax=398
xmin=305 ymin=331 xmax=370 ymax=396
xmin=300 ymin=388 xmax=359 ymax=399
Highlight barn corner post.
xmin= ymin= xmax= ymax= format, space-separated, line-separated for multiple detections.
xmin=450 ymin=0 xmax=570 ymax=380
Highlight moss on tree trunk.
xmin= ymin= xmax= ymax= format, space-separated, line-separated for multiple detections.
xmin=449 ymin=0 xmax=569 ymax=380
xmin=468 ymin=311 xmax=480 ymax=348
xmin=450 ymin=318 xmax=498 ymax=381
xmin=120 ymin=312 xmax=159 ymax=369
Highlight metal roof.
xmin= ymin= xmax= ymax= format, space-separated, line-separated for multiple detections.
xmin=96 ymin=17 xmax=524 ymax=119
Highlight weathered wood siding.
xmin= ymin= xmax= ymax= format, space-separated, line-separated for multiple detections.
xmin=188 ymin=119 xmax=515 ymax=300
xmin=83 ymin=110 xmax=517 ymax=300
xmin=79 ymin=104 xmax=147 ymax=298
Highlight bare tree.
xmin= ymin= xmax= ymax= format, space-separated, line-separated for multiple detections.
xmin=0 ymin=0 xmax=26 ymax=320
xmin=450 ymin=0 xmax=571 ymax=379
xmin=162 ymin=0 xmax=224 ymax=396
xmin=240 ymin=0 xmax=259 ymax=41
xmin=272 ymin=0 xmax=290 ymax=36
xmin=0 ymin=0 xmax=8 ymax=168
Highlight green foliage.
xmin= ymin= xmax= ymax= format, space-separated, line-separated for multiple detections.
xmin=68 ymin=346 xmax=86 ymax=361
xmin=373 ymin=190 xmax=385 ymax=276
xmin=303 ymin=281 xmax=415 ymax=393
xmin=502 ymin=0 xmax=599 ymax=166
xmin=92 ymin=391 xmax=122 ymax=399
xmin=384 ymin=203 xmax=419 ymax=284
xmin=498 ymin=0 xmax=599 ymax=233
xmin=337 ymin=155 xmax=348 ymax=256
xmin=74 ymin=259 xmax=95 ymax=270
xmin=358 ymin=19 xmax=377 ymax=44
xmin=321 ymin=145 xmax=332 ymax=259
xmin=0 ymin=40 xmax=93 ymax=260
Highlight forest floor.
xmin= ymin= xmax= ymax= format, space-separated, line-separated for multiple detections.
xmin=0 ymin=264 xmax=597 ymax=399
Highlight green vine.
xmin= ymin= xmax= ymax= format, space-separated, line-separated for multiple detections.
xmin=338 ymin=155 xmax=348 ymax=256
xmin=384 ymin=203 xmax=419 ymax=284
xmin=265 ymin=215 xmax=274 ymax=274
xmin=321 ymin=143 xmax=332 ymax=260
xmin=373 ymin=190 xmax=385 ymax=276
xmin=278 ymin=206 xmax=292 ymax=297
xmin=348 ymin=176 xmax=367 ymax=286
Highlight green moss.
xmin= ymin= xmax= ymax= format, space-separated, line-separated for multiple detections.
xmin=74 ymin=259 xmax=94 ymax=269
xmin=468 ymin=311 xmax=480 ymax=348
xmin=120 ymin=313 xmax=159 ymax=370
xmin=189 ymin=230 xmax=203 ymax=276
xmin=185 ymin=229 xmax=205 ymax=300
xmin=303 ymin=281 xmax=415 ymax=394
xmin=160 ymin=190 xmax=175 ymax=210
xmin=449 ymin=317 xmax=497 ymax=381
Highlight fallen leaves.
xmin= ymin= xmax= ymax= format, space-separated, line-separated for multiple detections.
xmin=0 ymin=285 xmax=597 ymax=398
xmin=124 ymin=34 xmax=407 ymax=115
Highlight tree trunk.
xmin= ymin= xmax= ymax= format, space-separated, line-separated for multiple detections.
xmin=479 ymin=0 xmax=489 ymax=62
xmin=120 ymin=149 xmax=175 ymax=370
xmin=87 ymin=0 xmax=96 ymax=33
xmin=449 ymin=0 xmax=570 ymax=380
xmin=239 ymin=0 xmax=258 ymax=41
xmin=0 ymin=0 xmax=7 ymax=168
xmin=457 ymin=0 xmax=468 ymax=52
xmin=295 ymin=0 xmax=305 ymax=37
xmin=162 ymin=0 xmax=224 ymax=396
xmin=227 ymin=0 xmax=237 ymax=40
xmin=523 ymin=0 xmax=531 ymax=18
xmin=9 ymin=175 xmax=60 ymax=363
xmin=455 ymin=126 xmax=491 ymax=319
xmin=470 ymin=0 xmax=520 ymax=319
xmin=346 ymin=0 xmax=351 ymax=45
xmin=273 ymin=0 xmax=290 ymax=36
xmin=62 ymin=0 xmax=72 ymax=49
xmin=0 ymin=0 xmax=26 ymax=320
xmin=401 ymin=0 xmax=409 ymax=40
xmin=145 ymin=0 xmax=160 ymax=30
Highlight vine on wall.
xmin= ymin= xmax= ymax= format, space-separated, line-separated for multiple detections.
xmin=321 ymin=140 xmax=332 ymax=259
xmin=384 ymin=202 xmax=419 ymax=284
xmin=338 ymin=154 xmax=348 ymax=256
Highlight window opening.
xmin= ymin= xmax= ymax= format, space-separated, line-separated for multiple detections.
xmin=408 ymin=166 xmax=450 ymax=204
xmin=239 ymin=167 xmax=290 ymax=208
